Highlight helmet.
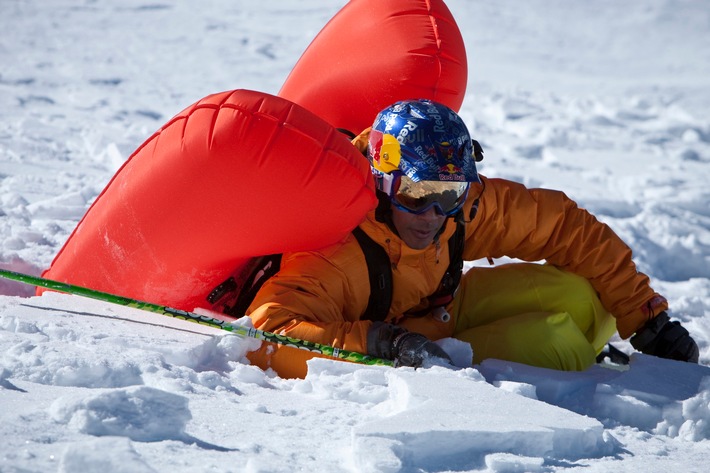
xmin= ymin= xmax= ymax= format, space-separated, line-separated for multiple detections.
xmin=367 ymin=99 xmax=480 ymax=216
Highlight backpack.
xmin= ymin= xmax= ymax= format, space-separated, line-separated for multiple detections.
xmin=206 ymin=221 xmax=466 ymax=321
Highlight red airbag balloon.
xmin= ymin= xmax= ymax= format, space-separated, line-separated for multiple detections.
xmin=40 ymin=90 xmax=377 ymax=311
xmin=279 ymin=0 xmax=468 ymax=134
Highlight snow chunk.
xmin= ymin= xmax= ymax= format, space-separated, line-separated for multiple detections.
xmin=435 ymin=336 xmax=474 ymax=368
xmin=351 ymin=366 xmax=614 ymax=472
xmin=480 ymin=353 xmax=710 ymax=440
xmin=49 ymin=386 xmax=191 ymax=442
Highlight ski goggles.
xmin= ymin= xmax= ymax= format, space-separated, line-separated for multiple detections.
xmin=388 ymin=174 xmax=469 ymax=216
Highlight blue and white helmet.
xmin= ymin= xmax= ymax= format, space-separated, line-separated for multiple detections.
xmin=367 ymin=99 xmax=481 ymax=216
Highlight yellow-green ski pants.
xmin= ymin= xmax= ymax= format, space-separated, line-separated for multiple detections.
xmin=453 ymin=263 xmax=617 ymax=371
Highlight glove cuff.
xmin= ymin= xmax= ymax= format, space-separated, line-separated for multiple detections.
xmin=630 ymin=311 xmax=670 ymax=351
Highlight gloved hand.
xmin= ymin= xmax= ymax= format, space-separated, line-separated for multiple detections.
xmin=367 ymin=322 xmax=453 ymax=368
xmin=630 ymin=311 xmax=699 ymax=363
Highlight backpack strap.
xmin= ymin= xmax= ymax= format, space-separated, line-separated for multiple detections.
xmin=352 ymin=227 xmax=393 ymax=322
xmin=431 ymin=218 xmax=466 ymax=307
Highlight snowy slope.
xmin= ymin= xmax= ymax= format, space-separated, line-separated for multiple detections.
xmin=1 ymin=1 xmax=710 ymax=472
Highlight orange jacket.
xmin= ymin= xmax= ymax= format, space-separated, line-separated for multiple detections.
xmin=247 ymin=175 xmax=667 ymax=378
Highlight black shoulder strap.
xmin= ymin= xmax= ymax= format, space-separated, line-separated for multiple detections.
xmin=352 ymin=227 xmax=393 ymax=322
xmin=443 ymin=219 xmax=466 ymax=296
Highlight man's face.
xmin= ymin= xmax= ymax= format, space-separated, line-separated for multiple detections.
xmin=390 ymin=204 xmax=446 ymax=249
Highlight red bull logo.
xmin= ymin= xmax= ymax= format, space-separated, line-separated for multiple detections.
xmin=438 ymin=163 xmax=464 ymax=180
xmin=438 ymin=141 xmax=456 ymax=160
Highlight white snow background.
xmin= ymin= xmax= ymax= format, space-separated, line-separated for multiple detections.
xmin=1 ymin=1 xmax=710 ymax=472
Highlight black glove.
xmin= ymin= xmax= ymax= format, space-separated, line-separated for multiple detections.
xmin=630 ymin=311 xmax=699 ymax=363
xmin=367 ymin=322 xmax=453 ymax=368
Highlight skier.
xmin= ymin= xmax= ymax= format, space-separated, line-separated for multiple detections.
xmin=246 ymin=99 xmax=699 ymax=378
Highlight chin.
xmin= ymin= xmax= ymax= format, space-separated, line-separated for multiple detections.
xmin=403 ymin=237 xmax=433 ymax=250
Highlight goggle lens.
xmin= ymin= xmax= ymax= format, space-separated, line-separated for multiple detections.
xmin=392 ymin=175 xmax=469 ymax=216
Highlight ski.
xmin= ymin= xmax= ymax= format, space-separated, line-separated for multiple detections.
xmin=0 ymin=268 xmax=393 ymax=367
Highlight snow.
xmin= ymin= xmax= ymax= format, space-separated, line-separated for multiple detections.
xmin=1 ymin=0 xmax=709 ymax=471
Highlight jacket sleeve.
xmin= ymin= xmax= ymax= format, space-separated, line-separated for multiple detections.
xmin=247 ymin=239 xmax=373 ymax=355
xmin=464 ymin=177 xmax=667 ymax=338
